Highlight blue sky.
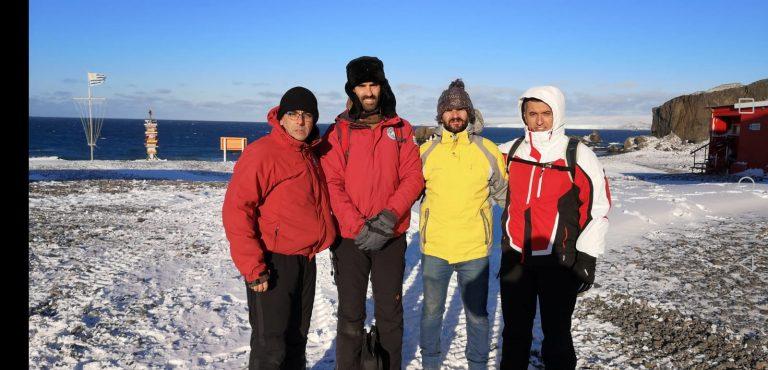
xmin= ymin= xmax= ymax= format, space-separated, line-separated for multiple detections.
xmin=29 ymin=0 xmax=768 ymax=127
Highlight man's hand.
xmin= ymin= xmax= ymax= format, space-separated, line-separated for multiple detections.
xmin=354 ymin=210 xmax=397 ymax=252
xmin=368 ymin=209 xmax=397 ymax=234
xmin=247 ymin=271 xmax=270 ymax=293
xmin=354 ymin=222 xmax=392 ymax=252
xmin=250 ymin=281 xmax=269 ymax=292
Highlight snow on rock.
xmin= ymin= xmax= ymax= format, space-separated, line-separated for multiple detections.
xmin=28 ymin=153 xmax=768 ymax=368
xmin=601 ymin=134 xmax=709 ymax=173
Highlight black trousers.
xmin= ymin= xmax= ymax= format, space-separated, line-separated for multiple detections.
xmin=246 ymin=253 xmax=316 ymax=370
xmin=499 ymin=259 xmax=581 ymax=370
xmin=332 ymin=235 xmax=407 ymax=370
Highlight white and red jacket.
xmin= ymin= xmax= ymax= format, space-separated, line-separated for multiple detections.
xmin=500 ymin=86 xmax=611 ymax=265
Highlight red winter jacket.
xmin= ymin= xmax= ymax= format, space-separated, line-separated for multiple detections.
xmin=318 ymin=113 xmax=424 ymax=239
xmin=222 ymin=106 xmax=336 ymax=283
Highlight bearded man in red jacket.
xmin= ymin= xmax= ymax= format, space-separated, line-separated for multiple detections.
xmin=319 ymin=56 xmax=424 ymax=369
xmin=222 ymin=87 xmax=337 ymax=370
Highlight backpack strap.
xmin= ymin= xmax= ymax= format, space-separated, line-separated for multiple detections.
xmin=510 ymin=157 xmax=571 ymax=172
xmin=335 ymin=122 xmax=351 ymax=163
xmin=505 ymin=136 xmax=526 ymax=167
xmin=395 ymin=124 xmax=404 ymax=143
xmin=566 ymin=137 xmax=579 ymax=180
xmin=507 ymin=137 xmax=580 ymax=181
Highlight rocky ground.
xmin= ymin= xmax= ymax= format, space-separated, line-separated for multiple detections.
xmin=572 ymin=214 xmax=768 ymax=369
xmin=28 ymin=174 xmax=768 ymax=368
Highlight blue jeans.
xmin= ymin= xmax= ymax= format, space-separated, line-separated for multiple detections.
xmin=420 ymin=254 xmax=490 ymax=370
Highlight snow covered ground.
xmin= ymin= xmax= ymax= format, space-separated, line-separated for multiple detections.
xmin=28 ymin=144 xmax=768 ymax=369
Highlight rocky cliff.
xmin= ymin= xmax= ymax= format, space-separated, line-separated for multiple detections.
xmin=651 ymin=79 xmax=768 ymax=142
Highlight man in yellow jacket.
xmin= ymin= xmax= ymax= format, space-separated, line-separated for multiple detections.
xmin=418 ymin=79 xmax=507 ymax=370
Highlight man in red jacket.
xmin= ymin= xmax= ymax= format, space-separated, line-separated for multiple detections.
xmin=319 ymin=56 xmax=424 ymax=369
xmin=222 ymin=87 xmax=337 ymax=370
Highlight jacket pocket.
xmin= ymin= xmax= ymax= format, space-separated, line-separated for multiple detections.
xmin=420 ymin=208 xmax=430 ymax=248
xmin=273 ymin=224 xmax=280 ymax=250
xmin=480 ymin=209 xmax=491 ymax=246
xmin=556 ymin=225 xmax=577 ymax=268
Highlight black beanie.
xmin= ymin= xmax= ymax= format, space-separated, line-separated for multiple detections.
xmin=277 ymin=87 xmax=319 ymax=124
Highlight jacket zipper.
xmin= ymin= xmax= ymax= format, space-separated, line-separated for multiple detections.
xmin=537 ymin=167 xmax=545 ymax=198
xmin=562 ymin=227 xmax=568 ymax=252
xmin=304 ymin=150 xmax=325 ymax=252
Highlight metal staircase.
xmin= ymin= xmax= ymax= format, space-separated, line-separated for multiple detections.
xmin=690 ymin=143 xmax=709 ymax=173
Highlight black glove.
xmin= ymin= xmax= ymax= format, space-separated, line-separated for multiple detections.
xmin=354 ymin=210 xmax=397 ymax=252
xmin=369 ymin=209 xmax=397 ymax=234
xmin=576 ymin=282 xmax=592 ymax=294
xmin=572 ymin=251 xmax=596 ymax=292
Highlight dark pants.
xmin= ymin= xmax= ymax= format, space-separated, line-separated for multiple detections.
xmin=499 ymin=259 xmax=581 ymax=370
xmin=246 ymin=253 xmax=316 ymax=370
xmin=332 ymin=235 xmax=407 ymax=370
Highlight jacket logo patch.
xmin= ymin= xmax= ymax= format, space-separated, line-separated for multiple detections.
xmin=386 ymin=127 xmax=397 ymax=141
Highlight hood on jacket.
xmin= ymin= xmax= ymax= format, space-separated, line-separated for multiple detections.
xmin=267 ymin=106 xmax=321 ymax=150
xmin=517 ymin=86 xmax=566 ymax=138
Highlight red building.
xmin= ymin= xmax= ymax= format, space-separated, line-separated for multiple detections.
xmin=692 ymin=99 xmax=768 ymax=174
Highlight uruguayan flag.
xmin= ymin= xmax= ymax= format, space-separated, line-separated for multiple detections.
xmin=88 ymin=72 xmax=106 ymax=86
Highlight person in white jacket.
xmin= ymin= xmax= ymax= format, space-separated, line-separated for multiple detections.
xmin=498 ymin=86 xmax=611 ymax=369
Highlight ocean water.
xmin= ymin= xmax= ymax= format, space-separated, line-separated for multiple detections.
xmin=29 ymin=117 xmax=650 ymax=161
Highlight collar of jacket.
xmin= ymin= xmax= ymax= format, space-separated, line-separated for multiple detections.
xmin=267 ymin=106 xmax=322 ymax=151
xmin=522 ymin=126 xmax=567 ymax=153
xmin=439 ymin=127 xmax=471 ymax=144
xmin=518 ymin=128 xmax=569 ymax=163
xmin=335 ymin=110 xmax=402 ymax=130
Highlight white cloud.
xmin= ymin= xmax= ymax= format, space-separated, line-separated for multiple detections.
xmin=28 ymin=80 xmax=673 ymax=127
xmin=484 ymin=114 xmax=651 ymax=130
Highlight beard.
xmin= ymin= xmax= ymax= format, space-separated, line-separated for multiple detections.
xmin=444 ymin=118 xmax=468 ymax=133
xmin=359 ymin=95 xmax=379 ymax=112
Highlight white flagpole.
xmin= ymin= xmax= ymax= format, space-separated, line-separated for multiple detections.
xmin=88 ymin=80 xmax=94 ymax=160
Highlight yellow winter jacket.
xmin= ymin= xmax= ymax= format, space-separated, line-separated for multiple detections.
xmin=419 ymin=129 xmax=508 ymax=264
